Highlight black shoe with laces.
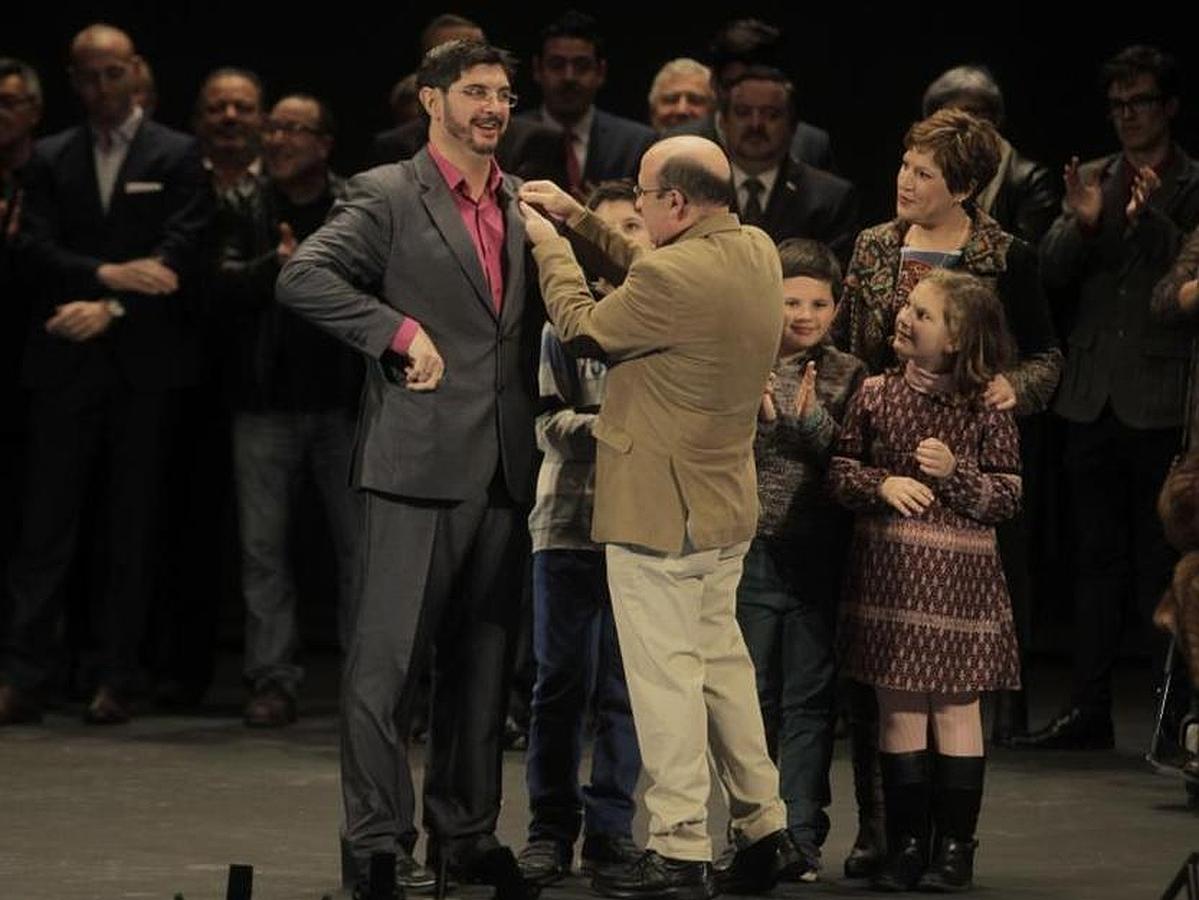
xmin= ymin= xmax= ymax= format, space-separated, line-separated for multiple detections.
xmin=581 ymin=833 xmax=641 ymax=876
xmin=517 ymin=839 xmax=571 ymax=886
xmin=715 ymin=829 xmax=800 ymax=894
xmin=592 ymin=850 xmax=715 ymax=900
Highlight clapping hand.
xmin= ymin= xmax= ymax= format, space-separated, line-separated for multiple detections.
xmin=793 ymin=361 xmax=818 ymax=418
xmin=1064 ymin=156 xmax=1103 ymax=229
xmin=1126 ymin=165 xmax=1161 ymax=221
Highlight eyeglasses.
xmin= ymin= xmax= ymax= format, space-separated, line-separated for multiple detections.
xmin=1108 ymin=92 xmax=1164 ymax=117
xmin=261 ymin=121 xmax=324 ymax=138
xmin=632 ymin=183 xmax=678 ymax=201
xmin=449 ymin=85 xmax=518 ymax=107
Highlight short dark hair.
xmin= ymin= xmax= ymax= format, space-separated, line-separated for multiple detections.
xmin=539 ymin=10 xmax=605 ymax=60
xmin=195 ymin=66 xmax=264 ymax=119
xmin=416 ymin=39 xmax=516 ymax=95
xmin=658 ymin=155 xmax=733 ymax=207
xmin=719 ymin=65 xmax=794 ymax=120
xmin=420 ymin=13 xmax=484 ymax=54
xmin=278 ymin=93 xmax=336 ymax=136
xmin=708 ymin=19 xmax=784 ymax=82
xmin=0 ymin=58 xmax=42 ymax=107
xmin=904 ymin=108 xmax=1002 ymax=202
xmin=776 ymin=238 xmax=842 ymax=301
xmin=586 ymin=179 xmax=637 ymax=210
xmin=1101 ymin=45 xmax=1179 ymax=99
xmin=922 ymin=65 xmax=1005 ymax=126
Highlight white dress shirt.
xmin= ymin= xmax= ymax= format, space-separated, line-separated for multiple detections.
xmin=93 ymin=106 xmax=144 ymax=214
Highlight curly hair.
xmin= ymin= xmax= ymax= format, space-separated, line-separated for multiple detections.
xmin=919 ymin=269 xmax=1014 ymax=397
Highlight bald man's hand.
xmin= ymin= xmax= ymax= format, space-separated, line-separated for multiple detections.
xmin=519 ymin=201 xmax=560 ymax=246
xmin=519 ymin=181 xmax=583 ymax=223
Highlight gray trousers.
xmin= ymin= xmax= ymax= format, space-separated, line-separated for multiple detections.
xmin=342 ymin=481 xmax=527 ymax=874
xmin=232 ymin=409 xmax=362 ymax=694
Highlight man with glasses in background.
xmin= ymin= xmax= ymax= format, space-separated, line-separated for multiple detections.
xmin=278 ymin=40 xmax=540 ymax=900
xmin=211 ymin=94 xmax=362 ymax=730
xmin=1016 ymin=46 xmax=1199 ymax=750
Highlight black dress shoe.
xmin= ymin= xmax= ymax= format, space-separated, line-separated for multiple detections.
xmin=84 ymin=686 xmax=131 ymax=725
xmin=0 ymin=683 xmax=42 ymax=725
xmin=440 ymin=844 xmax=538 ymax=900
xmin=1006 ymin=707 xmax=1114 ymax=750
xmin=517 ymin=839 xmax=571 ymax=886
xmin=917 ymin=837 xmax=977 ymax=892
xmin=715 ymin=829 xmax=799 ymax=894
xmin=870 ymin=835 xmax=926 ymax=892
xmin=581 ymin=833 xmax=641 ymax=875
xmin=592 ymin=851 xmax=715 ymax=900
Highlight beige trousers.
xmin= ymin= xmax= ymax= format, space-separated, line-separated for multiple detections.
xmin=605 ymin=540 xmax=786 ymax=861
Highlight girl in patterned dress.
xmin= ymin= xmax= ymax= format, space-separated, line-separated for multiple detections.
xmin=829 ymin=269 xmax=1021 ymax=893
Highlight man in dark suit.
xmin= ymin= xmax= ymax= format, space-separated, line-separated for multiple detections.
xmin=277 ymin=40 xmax=539 ymax=900
xmin=525 ymin=10 xmax=655 ymax=198
xmin=0 ymin=24 xmax=211 ymax=726
xmin=721 ymin=67 xmax=858 ymax=265
xmin=1014 ymin=45 xmax=1199 ymax=750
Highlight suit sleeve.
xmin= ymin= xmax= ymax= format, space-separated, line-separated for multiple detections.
xmin=997 ymin=239 xmax=1063 ymax=415
xmin=531 ymin=233 xmax=673 ymax=363
xmin=19 ymin=151 xmax=107 ymax=298
xmin=1153 ymin=225 xmax=1199 ymax=324
xmin=153 ymin=138 xmax=214 ymax=287
xmin=827 ymin=182 xmax=861 ymax=269
xmin=276 ymin=170 xmax=407 ymax=359
xmin=561 ymin=206 xmax=648 ymax=287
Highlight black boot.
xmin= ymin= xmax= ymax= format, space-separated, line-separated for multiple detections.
xmin=870 ymin=750 xmax=931 ymax=892
xmin=845 ymin=683 xmax=886 ymax=879
xmin=918 ymin=755 xmax=984 ymax=893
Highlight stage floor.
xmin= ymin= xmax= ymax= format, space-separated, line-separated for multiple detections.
xmin=0 ymin=659 xmax=1195 ymax=899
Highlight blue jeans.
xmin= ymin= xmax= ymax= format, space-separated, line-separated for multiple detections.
xmin=735 ymin=538 xmax=835 ymax=848
xmin=232 ymin=409 xmax=363 ymax=694
xmin=525 ymin=549 xmax=641 ymax=845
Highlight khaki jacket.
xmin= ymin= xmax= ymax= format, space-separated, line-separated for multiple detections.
xmin=531 ymin=207 xmax=783 ymax=553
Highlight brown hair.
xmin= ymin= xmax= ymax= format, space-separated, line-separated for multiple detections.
xmin=903 ymin=108 xmax=1002 ymax=202
xmin=920 ymin=269 xmax=1014 ymax=398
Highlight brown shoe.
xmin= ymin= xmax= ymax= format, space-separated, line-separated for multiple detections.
xmin=244 ymin=682 xmax=297 ymax=727
xmin=84 ymin=685 xmax=131 ymax=725
xmin=0 ymin=683 xmax=42 ymax=725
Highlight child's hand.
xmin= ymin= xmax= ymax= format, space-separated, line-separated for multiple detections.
xmin=793 ymin=361 xmax=817 ymax=418
xmin=759 ymin=372 xmax=778 ymax=422
xmin=879 ymin=476 xmax=934 ymax=517
xmin=915 ymin=438 xmax=957 ymax=478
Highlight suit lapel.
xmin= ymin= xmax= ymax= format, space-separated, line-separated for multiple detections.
xmin=68 ymin=125 xmax=106 ymax=224
xmin=106 ymin=118 xmax=151 ymax=221
xmin=498 ymin=181 xmax=526 ymax=329
xmin=584 ymin=111 xmax=605 ymax=184
xmin=415 ymin=149 xmax=497 ymax=321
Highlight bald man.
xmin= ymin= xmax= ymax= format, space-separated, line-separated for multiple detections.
xmin=0 ymin=24 xmax=210 ymax=726
xmin=519 ymin=137 xmax=798 ymax=899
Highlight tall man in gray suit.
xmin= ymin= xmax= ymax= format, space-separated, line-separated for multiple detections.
xmin=277 ymin=40 xmax=540 ymax=900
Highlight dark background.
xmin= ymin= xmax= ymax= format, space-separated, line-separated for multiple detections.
xmin=10 ymin=2 xmax=1198 ymax=224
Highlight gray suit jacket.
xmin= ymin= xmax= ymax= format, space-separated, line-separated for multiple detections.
xmin=276 ymin=147 xmax=541 ymax=503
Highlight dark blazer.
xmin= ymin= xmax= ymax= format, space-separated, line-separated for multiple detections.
xmin=523 ymin=106 xmax=656 ymax=185
xmin=276 ymin=148 xmax=541 ymax=503
xmin=669 ymin=114 xmax=837 ymax=173
xmin=1044 ymin=146 xmax=1199 ymax=429
xmin=370 ymin=116 xmax=569 ymax=185
xmin=19 ymin=118 xmax=212 ymax=390
xmin=753 ymin=155 xmax=859 ymax=265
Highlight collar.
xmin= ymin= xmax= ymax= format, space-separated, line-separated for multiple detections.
xmin=542 ymin=105 xmax=595 ymax=143
xmin=902 ymin=359 xmax=956 ymax=396
xmin=427 ymin=139 xmax=504 ymax=198
xmin=92 ymin=105 xmax=143 ymax=147
xmin=731 ymin=162 xmax=780 ymax=197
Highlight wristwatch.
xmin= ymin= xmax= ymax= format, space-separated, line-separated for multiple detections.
xmin=105 ymin=299 xmax=126 ymax=319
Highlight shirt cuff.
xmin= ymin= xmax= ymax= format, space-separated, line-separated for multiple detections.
xmin=389 ymin=317 xmax=421 ymax=355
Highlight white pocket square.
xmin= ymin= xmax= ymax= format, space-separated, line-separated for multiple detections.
xmin=125 ymin=181 xmax=163 ymax=194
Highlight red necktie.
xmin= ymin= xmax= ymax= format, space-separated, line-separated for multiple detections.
xmin=563 ymin=130 xmax=582 ymax=196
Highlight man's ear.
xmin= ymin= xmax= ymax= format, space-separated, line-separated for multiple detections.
xmin=419 ymin=86 xmax=439 ymax=121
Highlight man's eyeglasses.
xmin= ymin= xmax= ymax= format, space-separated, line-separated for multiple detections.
xmin=261 ymin=121 xmax=325 ymax=138
xmin=450 ymin=85 xmax=517 ymax=107
xmin=633 ymin=183 xmax=679 ymax=201
xmin=1108 ymin=93 xmax=1164 ymax=117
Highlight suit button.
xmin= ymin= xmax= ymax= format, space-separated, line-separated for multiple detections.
xmin=1116 ymin=329 xmax=1125 ymax=338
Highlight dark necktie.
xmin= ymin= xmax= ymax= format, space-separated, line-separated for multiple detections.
xmin=742 ymin=177 xmax=765 ymax=226
xmin=563 ymin=130 xmax=583 ymax=196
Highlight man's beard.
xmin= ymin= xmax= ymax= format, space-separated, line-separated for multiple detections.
xmin=445 ymin=107 xmax=506 ymax=155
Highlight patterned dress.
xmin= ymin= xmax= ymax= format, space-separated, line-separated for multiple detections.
xmin=829 ymin=363 xmax=1022 ymax=693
